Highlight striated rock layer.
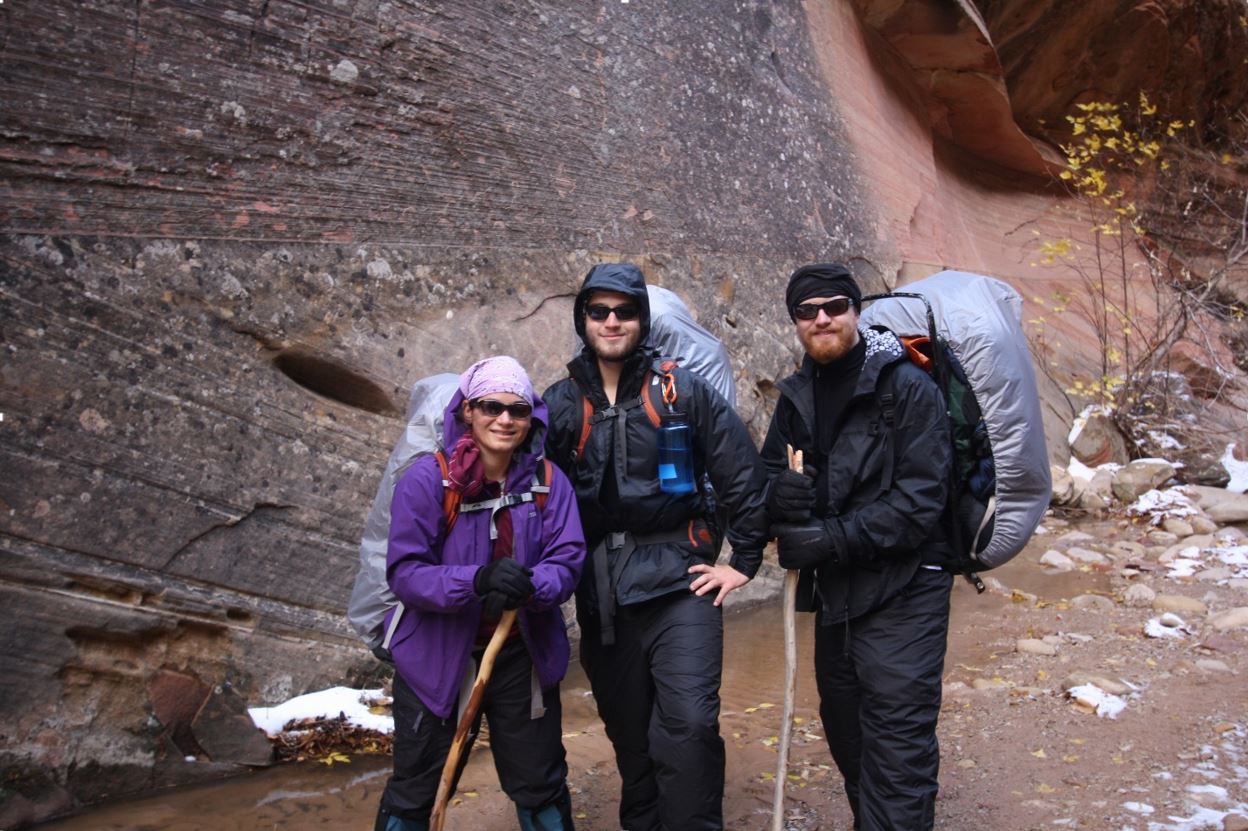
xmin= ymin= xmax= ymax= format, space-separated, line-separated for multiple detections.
xmin=0 ymin=0 xmax=1245 ymax=823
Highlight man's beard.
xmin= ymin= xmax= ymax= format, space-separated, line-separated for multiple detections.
xmin=588 ymin=330 xmax=639 ymax=362
xmin=801 ymin=326 xmax=858 ymax=364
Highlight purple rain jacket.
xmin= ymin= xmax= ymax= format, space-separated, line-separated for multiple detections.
xmin=384 ymin=386 xmax=587 ymax=719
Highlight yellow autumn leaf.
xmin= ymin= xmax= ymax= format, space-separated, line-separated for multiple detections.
xmin=1036 ymin=783 xmax=1056 ymax=794
xmin=1032 ymin=748 xmax=1047 ymax=759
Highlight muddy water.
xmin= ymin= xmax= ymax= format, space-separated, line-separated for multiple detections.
xmin=37 ymin=556 xmax=1102 ymax=831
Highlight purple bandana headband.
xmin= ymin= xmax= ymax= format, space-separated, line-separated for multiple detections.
xmin=459 ymin=355 xmax=534 ymax=404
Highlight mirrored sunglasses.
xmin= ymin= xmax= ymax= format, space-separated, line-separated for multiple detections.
xmin=471 ymin=398 xmax=533 ymax=419
xmin=792 ymin=297 xmax=853 ymax=320
xmin=585 ymin=303 xmax=640 ymax=322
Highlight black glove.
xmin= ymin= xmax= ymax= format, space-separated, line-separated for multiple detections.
xmin=773 ymin=519 xmax=839 ymax=570
xmin=481 ymin=590 xmax=508 ymax=620
xmin=474 ymin=558 xmax=534 ymax=605
xmin=767 ymin=467 xmax=817 ymax=522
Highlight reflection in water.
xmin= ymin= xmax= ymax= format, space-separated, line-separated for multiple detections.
xmin=36 ymin=554 xmax=1093 ymax=830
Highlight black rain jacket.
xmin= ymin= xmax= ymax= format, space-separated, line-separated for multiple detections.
xmin=761 ymin=326 xmax=952 ymax=624
xmin=543 ymin=264 xmax=769 ymax=611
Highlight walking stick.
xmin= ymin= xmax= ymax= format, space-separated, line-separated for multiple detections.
xmin=430 ymin=607 xmax=517 ymax=831
xmin=771 ymin=446 xmax=802 ymax=831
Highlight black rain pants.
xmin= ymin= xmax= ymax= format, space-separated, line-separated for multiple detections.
xmin=377 ymin=638 xmax=569 ymax=825
xmin=814 ymin=566 xmax=952 ymax=831
xmin=579 ymin=590 xmax=725 ymax=831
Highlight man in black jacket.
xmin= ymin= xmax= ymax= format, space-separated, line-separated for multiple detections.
xmin=763 ymin=263 xmax=953 ymax=831
xmin=543 ymin=262 xmax=769 ymax=831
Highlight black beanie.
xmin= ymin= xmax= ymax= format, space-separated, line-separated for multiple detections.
xmin=785 ymin=263 xmax=862 ymax=321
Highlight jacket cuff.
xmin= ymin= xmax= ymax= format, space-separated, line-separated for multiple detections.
xmin=728 ymin=549 xmax=762 ymax=580
xmin=825 ymin=518 xmax=848 ymax=565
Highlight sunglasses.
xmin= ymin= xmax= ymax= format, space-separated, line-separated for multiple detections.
xmin=792 ymin=297 xmax=854 ymax=320
xmin=585 ymin=303 xmax=640 ymax=322
xmin=470 ymin=398 xmax=533 ymax=419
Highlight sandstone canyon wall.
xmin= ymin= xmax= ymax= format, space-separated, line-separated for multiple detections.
xmin=1 ymin=0 xmax=1244 ymax=822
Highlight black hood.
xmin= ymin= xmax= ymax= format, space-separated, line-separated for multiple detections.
xmin=573 ymin=262 xmax=651 ymax=344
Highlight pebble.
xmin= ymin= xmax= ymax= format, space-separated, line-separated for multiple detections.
xmin=1209 ymin=607 xmax=1248 ymax=631
xmin=1017 ymin=638 xmax=1059 ymax=656
xmin=1122 ymin=584 xmax=1157 ymax=607
xmin=1058 ymin=530 xmax=1096 ymax=543
xmin=1153 ymin=594 xmax=1208 ymax=615
xmin=1071 ymin=594 xmax=1115 ymax=611
xmin=971 ymin=677 xmax=1009 ymax=690
xmin=1196 ymin=566 xmax=1235 ymax=582
xmin=1195 ymin=659 xmax=1232 ymax=673
xmin=1229 ymin=578 xmax=1248 ymax=592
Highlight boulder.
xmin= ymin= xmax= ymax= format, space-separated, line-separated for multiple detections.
xmin=1112 ymin=459 xmax=1178 ymax=502
xmin=1069 ymin=411 xmax=1130 ymax=467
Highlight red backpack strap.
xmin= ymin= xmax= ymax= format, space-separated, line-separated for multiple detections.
xmin=574 ymin=395 xmax=594 ymax=461
xmin=535 ymin=459 xmax=553 ymax=511
xmin=434 ymin=450 xmax=461 ymax=535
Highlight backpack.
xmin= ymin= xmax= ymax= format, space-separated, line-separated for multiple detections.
xmin=860 ymin=270 xmax=1050 ymax=589
xmin=571 ymin=284 xmax=737 ymax=460
xmin=345 ymin=374 xmax=552 ymax=656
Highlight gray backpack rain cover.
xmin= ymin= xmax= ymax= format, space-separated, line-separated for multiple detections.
xmin=646 ymin=285 xmax=737 ymax=407
xmin=346 ymin=372 xmax=459 ymax=649
xmin=860 ymin=270 xmax=1050 ymax=568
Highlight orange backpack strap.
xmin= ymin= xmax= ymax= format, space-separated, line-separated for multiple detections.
xmin=900 ymin=336 xmax=934 ymax=373
xmin=434 ymin=450 xmax=461 ymax=535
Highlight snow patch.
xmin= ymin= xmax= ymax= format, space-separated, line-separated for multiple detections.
xmin=248 ymin=686 xmax=393 ymax=736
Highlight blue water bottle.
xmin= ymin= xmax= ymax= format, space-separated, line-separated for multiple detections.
xmin=657 ymin=413 xmax=696 ymax=494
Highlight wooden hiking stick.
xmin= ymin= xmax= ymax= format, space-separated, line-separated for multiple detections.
xmin=772 ymin=445 xmax=802 ymax=831
xmin=430 ymin=608 xmax=517 ymax=831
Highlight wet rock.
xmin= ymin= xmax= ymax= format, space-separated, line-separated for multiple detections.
xmin=1190 ymin=515 xmax=1219 ymax=535
xmin=1066 ymin=546 xmax=1110 ymax=564
xmin=1109 ymin=539 xmax=1147 ymax=559
xmin=1147 ymin=530 xmax=1181 ymax=547
xmin=1209 ymin=607 xmax=1248 ymax=631
xmin=1216 ymin=526 xmax=1247 ymax=543
xmin=1051 ymin=465 xmax=1077 ymax=505
xmin=191 ymin=685 xmax=275 ymax=767
xmin=1225 ymin=814 xmax=1248 ymax=831
xmin=1071 ymin=594 xmax=1115 ymax=611
xmin=1162 ymin=517 xmax=1195 ymax=537
xmin=1040 ymin=549 xmax=1076 ymax=571
xmin=1112 ymin=459 xmax=1178 ymax=502
xmin=1057 ymin=530 xmax=1098 ymax=544
xmin=1017 ymin=638 xmax=1059 ymax=656
xmin=1122 ymin=584 xmax=1157 ymax=607
xmin=1153 ymin=594 xmax=1208 ymax=615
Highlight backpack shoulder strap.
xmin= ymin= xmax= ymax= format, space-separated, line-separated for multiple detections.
xmin=434 ymin=450 xmax=461 ymax=535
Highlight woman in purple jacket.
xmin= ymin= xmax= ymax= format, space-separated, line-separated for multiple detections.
xmin=375 ymin=356 xmax=587 ymax=831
